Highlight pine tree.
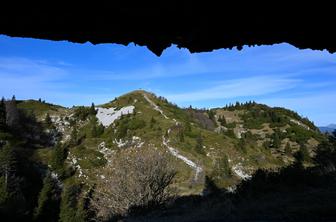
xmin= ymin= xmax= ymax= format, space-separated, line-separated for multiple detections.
xmin=0 ymin=97 xmax=6 ymax=131
xmin=218 ymin=115 xmax=227 ymax=126
xmin=34 ymin=174 xmax=59 ymax=221
xmin=59 ymin=185 xmax=86 ymax=222
xmin=90 ymin=103 xmax=96 ymax=115
xmin=5 ymin=98 xmax=20 ymax=130
xmin=45 ymin=113 xmax=52 ymax=127
xmin=271 ymin=131 xmax=281 ymax=149
xmin=0 ymin=176 xmax=9 ymax=205
xmin=207 ymin=109 xmax=216 ymax=122
xmin=0 ymin=143 xmax=18 ymax=213
xmin=96 ymin=123 xmax=104 ymax=137
xmin=50 ymin=144 xmax=66 ymax=173
xmin=89 ymin=117 xmax=104 ymax=138
xmin=299 ymin=142 xmax=310 ymax=162
xmin=195 ymin=133 xmax=205 ymax=154
xmin=0 ymin=143 xmax=16 ymax=189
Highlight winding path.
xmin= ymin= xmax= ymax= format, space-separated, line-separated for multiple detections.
xmin=143 ymin=93 xmax=203 ymax=179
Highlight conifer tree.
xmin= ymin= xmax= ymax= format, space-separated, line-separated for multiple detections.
xmin=299 ymin=142 xmax=310 ymax=162
xmin=0 ymin=143 xmax=17 ymax=210
xmin=50 ymin=143 xmax=66 ymax=174
xmin=195 ymin=133 xmax=205 ymax=154
xmin=218 ymin=115 xmax=227 ymax=126
xmin=0 ymin=143 xmax=16 ymax=189
xmin=59 ymin=185 xmax=86 ymax=222
xmin=45 ymin=113 xmax=52 ymax=127
xmin=271 ymin=131 xmax=281 ymax=149
xmin=90 ymin=102 xmax=96 ymax=115
xmin=5 ymin=97 xmax=20 ymax=130
xmin=207 ymin=109 xmax=216 ymax=122
xmin=0 ymin=97 xmax=6 ymax=131
xmin=96 ymin=123 xmax=104 ymax=137
xmin=0 ymin=175 xmax=9 ymax=205
xmin=34 ymin=174 xmax=59 ymax=221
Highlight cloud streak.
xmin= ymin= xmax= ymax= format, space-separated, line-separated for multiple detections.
xmin=0 ymin=39 xmax=335 ymax=125
xmin=164 ymin=75 xmax=301 ymax=102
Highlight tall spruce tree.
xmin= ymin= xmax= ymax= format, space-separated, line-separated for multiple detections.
xmin=5 ymin=97 xmax=20 ymax=130
xmin=90 ymin=102 xmax=96 ymax=115
xmin=50 ymin=143 xmax=66 ymax=174
xmin=0 ymin=175 xmax=9 ymax=205
xmin=59 ymin=185 xmax=86 ymax=222
xmin=34 ymin=174 xmax=60 ymax=222
xmin=0 ymin=143 xmax=16 ymax=189
xmin=0 ymin=97 xmax=6 ymax=131
xmin=299 ymin=142 xmax=310 ymax=162
xmin=0 ymin=143 xmax=17 ymax=211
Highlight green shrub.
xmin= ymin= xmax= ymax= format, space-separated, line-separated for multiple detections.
xmin=73 ymin=106 xmax=92 ymax=121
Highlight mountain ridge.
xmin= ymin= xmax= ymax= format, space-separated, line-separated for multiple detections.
xmin=1 ymin=90 xmax=333 ymax=221
xmin=16 ymin=90 xmax=324 ymax=186
xmin=319 ymin=123 xmax=336 ymax=133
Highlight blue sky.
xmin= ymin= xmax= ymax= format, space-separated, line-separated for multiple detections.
xmin=0 ymin=35 xmax=335 ymax=126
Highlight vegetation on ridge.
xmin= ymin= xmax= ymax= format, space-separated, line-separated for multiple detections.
xmin=0 ymin=91 xmax=333 ymax=221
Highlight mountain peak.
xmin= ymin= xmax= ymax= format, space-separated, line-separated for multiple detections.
xmin=123 ymin=89 xmax=152 ymax=96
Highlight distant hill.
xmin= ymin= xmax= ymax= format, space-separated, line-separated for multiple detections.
xmin=319 ymin=124 xmax=336 ymax=133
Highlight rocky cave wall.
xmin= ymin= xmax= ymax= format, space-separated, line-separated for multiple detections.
xmin=0 ymin=2 xmax=335 ymax=56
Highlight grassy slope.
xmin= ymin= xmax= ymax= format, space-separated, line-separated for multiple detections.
xmin=17 ymin=99 xmax=67 ymax=118
xmin=18 ymin=91 xmax=327 ymax=194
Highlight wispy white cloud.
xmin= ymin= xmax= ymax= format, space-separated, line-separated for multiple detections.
xmin=0 ymin=57 xmax=121 ymax=106
xmin=83 ymin=55 xmax=207 ymax=80
xmin=0 ymin=42 xmax=335 ymax=126
xmin=0 ymin=57 xmax=67 ymax=78
xmin=164 ymin=75 xmax=301 ymax=102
